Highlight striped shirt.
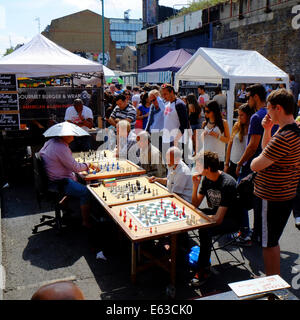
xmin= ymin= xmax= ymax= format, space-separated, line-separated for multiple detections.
xmin=110 ymin=104 xmax=136 ymax=129
xmin=254 ymin=123 xmax=300 ymax=201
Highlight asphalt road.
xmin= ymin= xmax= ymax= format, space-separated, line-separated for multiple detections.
xmin=1 ymin=165 xmax=299 ymax=300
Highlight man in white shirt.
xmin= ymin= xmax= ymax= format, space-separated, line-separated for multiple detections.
xmin=160 ymin=84 xmax=190 ymax=163
xmin=149 ymin=146 xmax=193 ymax=203
xmin=64 ymin=98 xmax=93 ymax=151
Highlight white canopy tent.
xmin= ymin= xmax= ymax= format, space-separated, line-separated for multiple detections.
xmin=174 ymin=47 xmax=289 ymax=130
xmin=0 ymin=34 xmax=104 ymax=78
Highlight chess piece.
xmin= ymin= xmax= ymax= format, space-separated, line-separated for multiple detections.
xmin=123 ymin=215 xmax=126 ymax=223
xmin=119 ymin=209 xmax=122 ymax=217
xmin=129 ymin=219 xmax=132 ymax=229
xmin=134 ymin=225 xmax=137 ymax=232
xmin=150 ymin=227 xmax=152 ymax=234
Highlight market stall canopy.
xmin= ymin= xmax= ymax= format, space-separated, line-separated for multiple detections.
xmin=139 ymin=49 xmax=193 ymax=72
xmin=174 ymin=47 xmax=289 ymax=130
xmin=0 ymin=34 xmax=103 ymax=78
xmin=174 ymin=47 xmax=289 ymax=87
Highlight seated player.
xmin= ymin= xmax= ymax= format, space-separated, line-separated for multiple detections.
xmin=191 ymin=151 xmax=240 ymax=286
xmin=149 ymin=146 xmax=193 ymax=203
xmin=40 ymin=135 xmax=99 ymax=228
xmin=64 ymin=98 xmax=94 ymax=152
xmin=135 ymin=130 xmax=166 ymax=177
xmin=115 ymin=120 xmax=137 ymax=159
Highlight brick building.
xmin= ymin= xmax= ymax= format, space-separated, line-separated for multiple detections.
xmin=42 ymin=10 xmax=117 ymax=69
xmin=137 ymin=0 xmax=300 ymax=82
xmin=121 ymin=46 xmax=137 ymax=72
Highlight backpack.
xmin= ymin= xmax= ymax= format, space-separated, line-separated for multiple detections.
xmin=236 ymin=122 xmax=300 ymax=210
xmin=236 ymin=172 xmax=257 ymax=210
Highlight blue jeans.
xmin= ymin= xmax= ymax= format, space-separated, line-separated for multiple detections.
xmin=197 ymin=208 xmax=240 ymax=268
xmin=63 ymin=178 xmax=90 ymax=206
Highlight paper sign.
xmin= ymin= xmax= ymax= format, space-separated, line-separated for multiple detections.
xmin=228 ymin=275 xmax=290 ymax=298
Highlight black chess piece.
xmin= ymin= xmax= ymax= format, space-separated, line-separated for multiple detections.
xmin=127 ymin=193 xmax=130 ymax=201
xmin=148 ymin=188 xmax=151 ymax=193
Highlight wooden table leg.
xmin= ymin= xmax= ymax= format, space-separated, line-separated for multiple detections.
xmin=170 ymin=234 xmax=177 ymax=286
xmin=131 ymin=242 xmax=137 ymax=284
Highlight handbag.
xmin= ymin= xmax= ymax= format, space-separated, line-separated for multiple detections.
xmin=236 ymin=172 xmax=257 ymax=210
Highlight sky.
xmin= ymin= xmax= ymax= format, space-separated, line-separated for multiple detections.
xmin=0 ymin=0 xmax=190 ymax=56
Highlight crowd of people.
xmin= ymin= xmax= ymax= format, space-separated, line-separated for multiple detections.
xmin=39 ymin=79 xmax=300 ymax=287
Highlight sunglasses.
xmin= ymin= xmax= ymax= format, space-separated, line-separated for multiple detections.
xmin=150 ymin=99 xmax=156 ymax=103
xmin=204 ymin=109 xmax=211 ymax=114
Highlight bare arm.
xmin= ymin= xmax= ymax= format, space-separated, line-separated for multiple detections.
xmin=209 ymin=206 xmax=228 ymax=225
xmin=148 ymin=176 xmax=167 ymax=186
xmin=250 ymin=154 xmax=274 ymax=172
xmin=192 ymin=174 xmax=204 ymax=208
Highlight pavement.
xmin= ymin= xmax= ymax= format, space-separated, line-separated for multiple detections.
xmin=1 ymin=163 xmax=300 ymax=300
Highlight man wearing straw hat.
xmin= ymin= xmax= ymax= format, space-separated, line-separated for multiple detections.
xmin=39 ymin=121 xmax=99 ymax=228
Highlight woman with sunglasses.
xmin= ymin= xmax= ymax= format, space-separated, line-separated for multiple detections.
xmin=202 ymin=101 xmax=230 ymax=169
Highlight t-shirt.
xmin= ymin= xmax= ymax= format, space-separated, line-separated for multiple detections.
xmin=110 ymin=104 xmax=137 ymax=129
xmin=245 ymin=107 xmax=278 ymax=167
xmin=254 ymin=123 xmax=300 ymax=201
xmin=163 ymin=98 xmax=189 ymax=144
xmin=198 ymin=93 xmax=210 ymax=106
xmin=199 ymin=172 xmax=237 ymax=218
xmin=167 ymin=160 xmax=193 ymax=203
xmin=64 ymin=105 xmax=93 ymax=131
xmin=213 ymin=94 xmax=227 ymax=110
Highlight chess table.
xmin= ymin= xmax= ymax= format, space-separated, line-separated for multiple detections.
xmin=88 ymin=175 xmax=215 ymax=291
xmin=74 ymin=150 xmax=146 ymax=182
xmin=87 ymin=176 xmax=170 ymax=205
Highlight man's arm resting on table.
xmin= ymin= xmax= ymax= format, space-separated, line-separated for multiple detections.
xmin=209 ymin=206 xmax=228 ymax=225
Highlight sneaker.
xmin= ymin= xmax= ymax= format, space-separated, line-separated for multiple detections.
xmin=234 ymin=234 xmax=252 ymax=247
xmin=295 ymin=217 xmax=300 ymax=230
xmin=190 ymin=267 xmax=211 ymax=287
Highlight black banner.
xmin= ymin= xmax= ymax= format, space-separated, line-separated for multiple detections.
xmin=0 ymin=74 xmax=17 ymax=92
xmin=0 ymin=113 xmax=20 ymax=130
xmin=0 ymin=93 xmax=19 ymax=111
xmin=19 ymin=87 xmax=103 ymax=123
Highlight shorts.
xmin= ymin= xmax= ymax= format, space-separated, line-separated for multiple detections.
xmin=253 ymin=195 xmax=293 ymax=248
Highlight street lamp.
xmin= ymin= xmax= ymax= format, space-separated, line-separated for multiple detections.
xmin=101 ymin=0 xmax=105 ymax=65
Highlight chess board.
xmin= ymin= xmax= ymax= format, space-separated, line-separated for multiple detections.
xmin=73 ymin=149 xmax=115 ymax=163
xmin=108 ymin=196 xmax=213 ymax=242
xmin=78 ymin=159 xmax=146 ymax=181
xmin=126 ymin=199 xmax=187 ymax=228
xmin=88 ymin=176 xmax=171 ymax=206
